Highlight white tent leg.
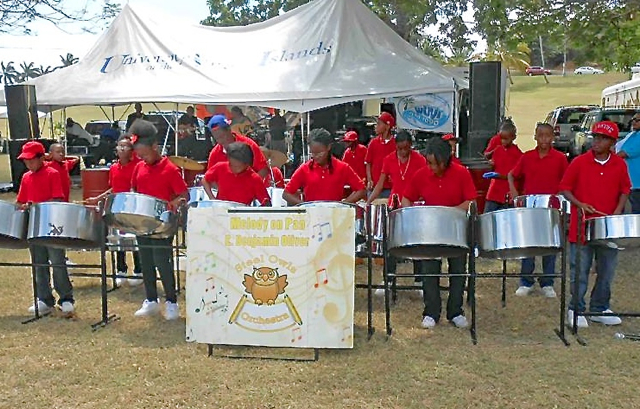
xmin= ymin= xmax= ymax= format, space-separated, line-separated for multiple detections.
xmin=175 ymin=102 xmax=179 ymax=157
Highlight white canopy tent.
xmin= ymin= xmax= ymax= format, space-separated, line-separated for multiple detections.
xmin=1 ymin=0 xmax=466 ymax=113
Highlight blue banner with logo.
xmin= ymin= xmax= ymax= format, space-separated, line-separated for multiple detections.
xmin=390 ymin=93 xmax=454 ymax=132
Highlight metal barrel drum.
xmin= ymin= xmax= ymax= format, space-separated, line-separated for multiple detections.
xmin=513 ymin=194 xmax=570 ymax=214
xmin=586 ymin=214 xmax=640 ymax=248
xmin=477 ymin=207 xmax=562 ymax=260
xmin=182 ymin=162 xmax=207 ymax=186
xmin=388 ymin=206 xmax=470 ymax=259
xmin=81 ymin=168 xmax=110 ymax=201
xmin=463 ymin=159 xmax=492 ymax=214
xmin=27 ymin=202 xmax=101 ymax=249
xmin=103 ymin=192 xmax=177 ymax=238
xmin=0 ymin=200 xmax=28 ymax=249
xmin=106 ymin=227 xmax=138 ymax=252
xmin=188 ymin=186 xmax=215 ymax=207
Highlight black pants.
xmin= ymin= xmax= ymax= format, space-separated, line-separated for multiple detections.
xmin=116 ymin=251 xmax=142 ymax=275
xmin=483 ymin=200 xmax=509 ymax=213
xmin=419 ymin=256 xmax=467 ymax=322
xmin=29 ymin=245 xmax=74 ymax=307
xmin=136 ymin=236 xmax=176 ymax=303
xmin=386 ymin=256 xmax=422 ymax=283
xmin=630 ymin=189 xmax=640 ymax=214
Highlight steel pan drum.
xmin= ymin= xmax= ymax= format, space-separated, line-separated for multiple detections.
xmin=514 ymin=194 xmax=570 ymax=214
xmin=478 ymin=207 xmax=562 ymax=259
xmin=188 ymin=187 xmax=216 ymax=206
xmin=28 ymin=202 xmax=101 ymax=249
xmin=388 ymin=206 xmax=469 ymax=259
xmin=191 ymin=200 xmax=246 ymax=209
xmin=587 ymin=214 xmax=640 ymax=248
xmin=268 ymin=187 xmax=287 ymax=207
xmin=0 ymin=200 xmax=28 ymax=249
xmin=103 ymin=193 xmax=177 ymax=238
xmin=106 ymin=227 xmax=138 ymax=251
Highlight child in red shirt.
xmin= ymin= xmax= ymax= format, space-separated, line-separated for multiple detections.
xmin=87 ymin=136 xmax=142 ymax=286
xmin=442 ymin=133 xmax=462 ymax=166
xmin=45 ymin=143 xmax=79 ymax=202
xmin=202 ymin=142 xmax=271 ymax=206
xmin=16 ymin=141 xmax=75 ymax=316
xmin=130 ymin=120 xmax=188 ymax=320
xmin=559 ymin=121 xmax=630 ymax=328
xmin=365 ymin=112 xmax=396 ymax=196
xmin=341 ymin=130 xmax=367 ymax=182
xmin=484 ymin=121 xmax=523 ymax=212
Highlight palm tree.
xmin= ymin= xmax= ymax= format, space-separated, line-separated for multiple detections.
xmin=0 ymin=61 xmax=19 ymax=85
xmin=18 ymin=61 xmax=38 ymax=81
xmin=446 ymin=47 xmax=474 ymax=67
xmin=35 ymin=65 xmax=55 ymax=77
xmin=59 ymin=53 xmax=79 ymax=68
xmin=479 ymin=42 xmax=531 ymax=84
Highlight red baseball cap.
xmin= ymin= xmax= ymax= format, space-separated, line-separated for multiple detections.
xmin=591 ymin=121 xmax=619 ymax=140
xmin=442 ymin=133 xmax=457 ymax=141
xmin=17 ymin=141 xmax=45 ymax=160
xmin=378 ymin=112 xmax=396 ymax=128
xmin=342 ymin=131 xmax=358 ymax=142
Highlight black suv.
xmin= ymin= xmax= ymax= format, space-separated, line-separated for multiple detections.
xmin=572 ymin=107 xmax=640 ymax=154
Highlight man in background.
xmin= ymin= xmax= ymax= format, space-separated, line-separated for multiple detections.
xmin=269 ymin=109 xmax=288 ymax=155
xmin=126 ymin=103 xmax=147 ymax=132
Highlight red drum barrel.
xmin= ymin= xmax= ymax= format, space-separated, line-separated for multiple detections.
xmin=462 ymin=158 xmax=492 ymax=214
xmin=81 ymin=168 xmax=110 ymax=201
xmin=183 ymin=162 xmax=207 ymax=186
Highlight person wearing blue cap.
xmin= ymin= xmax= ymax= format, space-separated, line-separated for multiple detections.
xmin=206 ymin=114 xmax=268 ymax=178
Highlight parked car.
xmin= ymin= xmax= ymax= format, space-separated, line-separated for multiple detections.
xmin=574 ymin=66 xmax=604 ymax=75
xmin=544 ymin=105 xmax=599 ymax=156
xmin=572 ymin=108 xmax=640 ymax=154
xmin=631 ymin=63 xmax=640 ymax=74
xmin=525 ymin=66 xmax=551 ymax=76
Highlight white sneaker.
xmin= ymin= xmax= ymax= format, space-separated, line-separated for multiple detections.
xmin=567 ymin=310 xmax=588 ymax=328
xmin=451 ymin=315 xmax=468 ymax=328
xmin=541 ymin=286 xmax=557 ymax=298
xmin=27 ymin=300 xmax=52 ymax=314
xmin=134 ymin=299 xmax=160 ymax=317
xmin=515 ymin=286 xmax=534 ymax=296
xmin=127 ymin=273 xmax=143 ymax=287
xmin=374 ymin=282 xmax=386 ymax=296
xmin=115 ymin=271 xmax=126 ymax=286
xmin=421 ymin=315 xmax=436 ymax=329
xmin=589 ymin=309 xmax=622 ymax=326
xmin=164 ymin=301 xmax=179 ymax=320
xmin=60 ymin=301 xmax=75 ymax=315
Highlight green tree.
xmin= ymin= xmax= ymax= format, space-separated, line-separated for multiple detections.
xmin=59 ymin=53 xmax=79 ymax=68
xmin=0 ymin=61 xmax=19 ymax=85
xmin=479 ymin=42 xmax=532 ymax=84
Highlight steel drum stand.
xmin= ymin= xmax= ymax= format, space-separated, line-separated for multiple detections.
xmin=354 ymin=203 xmax=376 ymax=340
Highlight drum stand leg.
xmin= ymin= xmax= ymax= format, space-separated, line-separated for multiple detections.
xmin=568 ymin=213 xmax=587 ymax=346
xmin=22 ymin=257 xmax=50 ymax=324
xmin=382 ymin=210 xmax=392 ymax=338
xmin=107 ymin=250 xmax=118 ymax=293
xmin=501 ymin=260 xmax=507 ymax=308
xmin=366 ymin=205 xmax=375 ymax=340
xmin=92 ymin=231 xmax=120 ymax=330
xmin=554 ymin=214 xmax=570 ymax=346
xmin=468 ymin=205 xmax=478 ymax=345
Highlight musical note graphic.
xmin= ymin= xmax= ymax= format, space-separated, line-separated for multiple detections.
xmin=341 ymin=326 xmax=352 ymax=342
xmin=205 ymin=277 xmax=215 ymax=292
xmin=311 ymin=222 xmax=332 ymax=243
xmin=314 ymin=268 xmax=329 ymax=288
xmin=195 ymin=282 xmax=228 ymax=315
xmin=195 ymin=297 xmax=206 ymax=313
xmin=290 ymin=327 xmax=302 ymax=343
xmin=311 ymin=224 xmax=322 ymax=242
xmin=186 ymin=328 xmax=194 ymax=342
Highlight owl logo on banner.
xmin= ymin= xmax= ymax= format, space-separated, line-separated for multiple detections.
xmin=228 ymin=266 xmax=303 ymax=332
xmin=396 ymin=94 xmax=451 ymax=130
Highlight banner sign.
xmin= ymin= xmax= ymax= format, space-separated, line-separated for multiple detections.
xmin=186 ymin=206 xmax=355 ymax=349
xmin=390 ymin=92 xmax=454 ymax=132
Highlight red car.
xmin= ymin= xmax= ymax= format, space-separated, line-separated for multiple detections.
xmin=525 ymin=66 xmax=551 ymax=76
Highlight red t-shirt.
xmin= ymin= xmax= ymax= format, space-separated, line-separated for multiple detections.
xmin=342 ymin=144 xmax=367 ymax=181
xmin=109 ymin=157 xmax=141 ymax=194
xmin=365 ymin=135 xmax=396 ymax=189
xmin=205 ymin=162 xmax=270 ymax=205
xmin=404 ymin=163 xmax=477 ymax=207
xmin=381 ymin=150 xmax=427 ymax=205
xmin=559 ymin=150 xmax=631 ymax=243
xmin=484 ymin=134 xmax=502 ymax=155
xmin=17 ymin=165 xmax=64 ymax=203
xmin=206 ymin=133 xmax=268 ymax=173
xmin=451 ymin=156 xmax=463 ymax=166
xmin=45 ymin=159 xmax=77 ymax=202
xmin=132 ymin=157 xmax=188 ymax=202
xmin=510 ymin=147 xmax=568 ymax=195
xmin=263 ymin=167 xmax=285 ymax=189
xmin=285 ymin=158 xmax=365 ymax=202
xmin=486 ymin=144 xmax=523 ymax=203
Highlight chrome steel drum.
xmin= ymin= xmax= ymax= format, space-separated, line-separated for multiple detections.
xmin=478 ymin=207 xmax=562 ymax=259
xmin=103 ymin=192 xmax=177 ymax=238
xmin=193 ymin=174 xmax=205 ymax=186
xmin=587 ymin=214 xmax=640 ymax=248
xmin=188 ymin=187 xmax=216 ymax=206
xmin=0 ymin=200 xmax=28 ymax=249
xmin=28 ymin=202 xmax=101 ymax=249
xmin=388 ymin=206 xmax=469 ymax=259
xmin=268 ymin=187 xmax=287 ymax=207
xmin=362 ymin=200 xmax=388 ymax=256
xmin=514 ymin=194 xmax=570 ymax=214
xmin=106 ymin=227 xmax=138 ymax=252
xmin=191 ymin=200 xmax=246 ymax=209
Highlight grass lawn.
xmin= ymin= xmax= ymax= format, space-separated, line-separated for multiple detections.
xmin=1 ymin=73 xmax=640 ymax=408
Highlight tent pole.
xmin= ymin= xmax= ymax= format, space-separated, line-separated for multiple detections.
xmin=99 ymin=106 xmax=110 ymax=121
xmin=300 ymin=114 xmax=305 ymax=162
xmin=62 ymin=107 xmax=67 ymax=155
xmin=175 ymin=103 xmax=179 ymax=157
xmin=49 ymin=111 xmax=54 ymax=141
xmin=111 ymin=105 xmax=115 ymax=122
xmin=306 ymin=111 xmax=310 ymax=160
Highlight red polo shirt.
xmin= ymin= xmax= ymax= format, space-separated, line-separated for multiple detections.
xmin=365 ymin=135 xmax=396 ymax=189
xmin=17 ymin=165 xmax=64 ymax=203
xmin=263 ymin=167 xmax=285 ymax=189
xmin=109 ymin=156 xmax=141 ymax=194
xmin=559 ymin=150 xmax=631 ymax=243
xmin=451 ymin=156 xmax=462 ymax=166
xmin=381 ymin=150 xmax=427 ymax=205
xmin=404 ymin=163 xmax=477 ymax=207
xmin=285 ymin=158 xmax=365 ymax=202
xmin=486 ymin=144 xmax=523 ymax=203
xmin=45 ymin=159 xmax=77 ymax=202
xmin=510 ymin=147 xmax=568 ymax=195
xmin=205 ymin=162 xmax=270 ymax=205
xmin=132 ymin=157 xmax=188 ymax=202
xmin=342 ymin=144 xmax=367 ymax=181
xmin=206 ymin=133 xmax=268 ymax=173
xmin=484 ymin=134 xmax=502 ymax=155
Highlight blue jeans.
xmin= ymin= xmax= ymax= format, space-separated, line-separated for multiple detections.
xmin=483 ymin=200 xmax=508 ymax=213
xmin=569 ymin=243 xmax=618 ymax=313
xmin=520 ymin=255 xmax=556 ymax=287
xmin=30 ymin=245 xmax=74 ymax=307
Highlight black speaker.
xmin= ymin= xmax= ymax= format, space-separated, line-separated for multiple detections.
xmin=4 ymin=85 xmax=40 ymax=140
xmin=469 ymin=62 xmax=501 ymax=134
xmin=380 ymin=103 xmax=396 ymax=119
xmin=9 ymin=139 xmax=56 ymax=192
xmin=458 ymin=131 xmax=493 ymax=159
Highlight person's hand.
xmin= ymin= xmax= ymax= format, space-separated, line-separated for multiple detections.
xmin=168 ymin=197 xmax=186 ymax=212
xmin=509 ymin=189 xmax=520 ymax=201
xmin=16 ymin=202 xmax=30 ymax=211
xmin=366 ymin=180 xmax=373 ymax=190
xmin=85 ymin=197 xmax=99 ymax=206
xmin=578 ymin=202 xmax=597 ymax=214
